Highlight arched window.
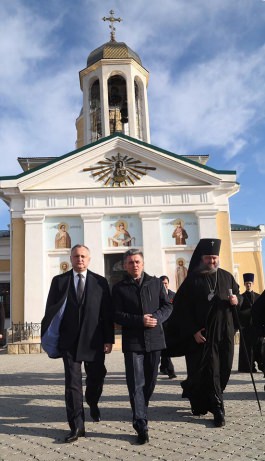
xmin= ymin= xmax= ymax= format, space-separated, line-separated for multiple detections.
xmin=90 ymin=79 xmax=101 ymax=142
xmin=108 ymin=75 xmax=128 ymax=135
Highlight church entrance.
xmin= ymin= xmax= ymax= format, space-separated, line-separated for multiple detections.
xmin=104 ymin=253 xmax=126 ymax=290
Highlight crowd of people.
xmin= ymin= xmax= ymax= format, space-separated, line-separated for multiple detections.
xmin=41 ymin=241 xmax=265 ymax=444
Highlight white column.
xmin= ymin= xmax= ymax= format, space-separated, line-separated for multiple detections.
xmin=101 ymin=67 xmax=110 ymax=137
xmin=196 ymin=210 xmax=218 ymax=238
xmin=23 ymin=214 xmax=45 ymax=323
xmin=82 ymin=213 xmax=104 ymax=275
xmin=126 ymin=71 xmax=137 ymax=138
xmin=139 ymin=212 xmax=163 ymax=276
xmin=82 ymin=76 xmax=90 ymax=145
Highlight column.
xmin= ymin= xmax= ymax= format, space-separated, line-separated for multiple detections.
xmin=139 ymin=212 xmax=163 ymax=276
xmin=23 ymin=214 xmax=45 ymax=323
xmin=196 ymin=210 xmax=218 ymax=238
xmin=81 ymin=213 xmax=104 ymax=275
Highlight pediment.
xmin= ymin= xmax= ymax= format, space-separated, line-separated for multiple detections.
xmin=16 ymin=136 xmax=224 ymax=192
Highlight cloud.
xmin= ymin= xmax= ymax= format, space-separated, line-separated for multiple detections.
xmin=148 ymin=45 xmax=265 ymax=157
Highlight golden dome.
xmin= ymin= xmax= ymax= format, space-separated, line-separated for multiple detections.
xmin=87 ymin=40 xmax=142 ymax=67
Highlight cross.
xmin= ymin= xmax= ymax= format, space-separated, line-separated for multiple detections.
xmin=102 ymin=10 xmax=122 ymax=41
xmin=211 ymin=240 xmax=215 ymax=246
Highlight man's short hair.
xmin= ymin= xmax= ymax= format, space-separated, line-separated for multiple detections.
xmin=160 ymin=275 xmax=169 ymax=283
xmin=123 ymin=249 xmax=144 ymax=263
xmin=71 ymin=244 xmax=90 ymax=253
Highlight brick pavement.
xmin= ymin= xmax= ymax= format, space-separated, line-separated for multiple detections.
xmin=0 ymin=345 xmax=264 ymax=461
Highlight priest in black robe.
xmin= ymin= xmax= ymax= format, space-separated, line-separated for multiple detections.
xmin=166 ymin=238 xmax=242 ymax=427
xmin=238 ymin=273 xmax=260 ymax=372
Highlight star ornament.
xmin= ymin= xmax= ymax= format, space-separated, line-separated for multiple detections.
xmin=83 ymin=153 xmax=156 ymax=187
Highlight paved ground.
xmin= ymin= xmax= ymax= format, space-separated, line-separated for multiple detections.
xmin=0 ymin=345 xmax=264 ymax=461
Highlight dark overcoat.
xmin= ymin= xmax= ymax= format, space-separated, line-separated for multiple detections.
xmin=113 ymin=273 xmax=172 ymax=353
xmin=41 ymin=269 xmax=114 ymax=361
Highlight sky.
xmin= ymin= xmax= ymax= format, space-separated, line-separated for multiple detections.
xmin=0 ymin=0 xmax=265 ymax=251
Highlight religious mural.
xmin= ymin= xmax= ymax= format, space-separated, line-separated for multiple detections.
xmin=45 ymin=217 xmax=83 ymax=250
xmin=160 ymin=213 xmax=199 ymax=247
xmin=165 ymin=252 xmax=191 ymax=292
xmin=172 ymin=219 xmax=188 ymax=245
xmin=103 ymin=215 xmax=142 ymax=248
xmin=175 ymin=257 xmax=188 ymax=291
xmin=60 ymin=261 xmax=70 ymax=273
xmin=55 ymin=223 xmax=71 ymax=249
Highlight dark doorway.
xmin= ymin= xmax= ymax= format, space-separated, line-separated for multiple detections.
xmin=104 ymin=253 xmax=126 ymax=291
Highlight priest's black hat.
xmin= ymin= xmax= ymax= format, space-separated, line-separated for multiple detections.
xmin=188 ymin=238 xmax=221 ymax=275
xmin=243 ymin=273 xmax=254 ymax=283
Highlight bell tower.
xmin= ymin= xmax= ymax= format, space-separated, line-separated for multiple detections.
xmin=76 ymin=10 xmax=150 ymax=148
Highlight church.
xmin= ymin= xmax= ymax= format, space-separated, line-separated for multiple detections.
xmin=0 ymin=11 xmax=264 ymax=328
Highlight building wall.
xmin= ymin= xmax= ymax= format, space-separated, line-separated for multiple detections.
xmin=216 ymin=211 xmax=233 ymax=273
xmin=0 ymin=260 xmax=10 ymax=272
xmin=233 ymin=250 xmax=264 ymax=294
xmin=11 ymin=218 xmax=25 ymax=323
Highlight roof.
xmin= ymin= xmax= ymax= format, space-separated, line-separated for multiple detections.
xmin=231 ymin=224 xmax=261 ymax=231
xmin=0 ymin=230 xmax=10 ymax=238
xmin=0 ymin=133 xmax=237 ymax=181
xmin=87 ymin=40 xmax=142 ymax=67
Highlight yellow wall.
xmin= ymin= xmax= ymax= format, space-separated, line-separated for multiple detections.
xmin=216 ymin=211 xmax=233 ymax=273
xmin=11 ymin=218 xmax=25 ymax=323
xmin=233 ymin=250 xmax=264 ymax=294
xmin=0 ymin=260 xmax=10 ymax=272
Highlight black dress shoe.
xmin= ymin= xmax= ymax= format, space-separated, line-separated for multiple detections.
xmin=213 ymin=408 xmax=225 ymax=427
xmin=65 ymin=428 xmax=85 ymax=443
xmin=159 ymin=368 xmax=168 ymax=375
xmin=137 ymin=430 xmax=149 ymax=444
xmin=168 ymin=373 xmax=177 ymax=379
xmin=90 ymin=404 xmax=101 ymax=422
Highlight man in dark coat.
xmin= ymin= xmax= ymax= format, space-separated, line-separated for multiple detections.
xmin=166 ymin=238 xmax=241 ymax=427
xmin=41 ymin=245 xmax=114 ymax=443
xmin=112 ymin=249 xmax=172 ymax=444
xmin=238 ymin=273 xmax=260 ymax=372
xmin=159 ymin=276 xmax=176 ymax=379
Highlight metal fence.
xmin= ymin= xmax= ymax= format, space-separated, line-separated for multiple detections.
xmin=8 ymin=322 xmax=41 ymax=343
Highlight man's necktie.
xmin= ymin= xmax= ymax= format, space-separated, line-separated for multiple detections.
xmin=76 ymin=273 xmax=85 ymax=303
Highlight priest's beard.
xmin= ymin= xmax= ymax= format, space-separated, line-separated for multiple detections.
xmin=196 ymin=260 xmax=220 ymax=274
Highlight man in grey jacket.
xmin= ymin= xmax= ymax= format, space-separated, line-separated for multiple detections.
xmin=112 ymin=249 xmax=172 ymax=444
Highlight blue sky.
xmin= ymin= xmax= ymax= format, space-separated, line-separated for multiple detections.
xmin=0 ymin=1 xmax=265 ymax=243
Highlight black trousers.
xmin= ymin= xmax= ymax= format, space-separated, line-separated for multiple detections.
xmin=62 ymin=350 xmax=106 ymax=430
xmin=124 ymin=350 xmax=161 ymax=432
xmin=160 ymin=350 xmax=175 ymax=375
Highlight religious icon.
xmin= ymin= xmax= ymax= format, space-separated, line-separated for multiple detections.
xmin=55 ymin=223 xmax=71 ymax=249
xmin=83 ymin=153 xmax=156 ymax=187
xmin=60 ymin=261 xmax=70 ymax=273
xmin=109 ymin=220 xmax=135 ymax=247
xmin=175 ymin=258 xmax=188 ymax=291
xmin=172 ymin=219 xmax=188 ymax=245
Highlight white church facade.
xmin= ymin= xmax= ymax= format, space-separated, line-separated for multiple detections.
xmin=0 ymin=12 xmax=264 ymax=326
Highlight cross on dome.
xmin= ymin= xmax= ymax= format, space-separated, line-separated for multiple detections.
xmin=102 ymin=9 xmax=122 ymax=41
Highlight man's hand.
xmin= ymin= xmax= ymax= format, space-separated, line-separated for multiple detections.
xmin=143 ymin=314 xmax=157 ymax=328
xmin=229 ymin=294 xmax=238 ymax=306
xmin=104 ymin=343 xmax=113 ymax=354
xmin=194 ymin=329 xmax=206 ymax=344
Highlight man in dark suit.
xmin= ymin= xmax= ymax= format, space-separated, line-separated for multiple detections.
xmin=41 ymin=245 xmax=114 ymax=443
xmin=112 ymin=249 xmax=172 ymax=444
xmin=159 ymin=276 xmax=176 ymax=379
xmin=238 ymin=273 xmax=260 ymax=372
